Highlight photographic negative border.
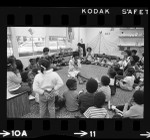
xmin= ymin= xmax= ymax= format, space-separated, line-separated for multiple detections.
xmin=0 ymin=7 xmax=149 ymax=138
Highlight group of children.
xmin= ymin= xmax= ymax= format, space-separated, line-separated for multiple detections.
xmin=7 ymin=46 xmax=144 ymax=118
xmin=79 ymin=47 xmax=114 ymax=67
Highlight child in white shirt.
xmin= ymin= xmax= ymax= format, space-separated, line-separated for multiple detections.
xmin=33 ymin=58 xmax=63 ymax=118
xmin=68 ymin=51 xmax=88 ymax=84
xmin=119 ymin=67 xmax=135 ymax=91
xmin=7 ymin=57 xmax=31 ymax=95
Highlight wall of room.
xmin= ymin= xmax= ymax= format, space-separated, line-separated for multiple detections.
xmin=9 ymin=27 xmax=144 ymax=67
xmin=85 ymin=28 xmax=122 ymax=57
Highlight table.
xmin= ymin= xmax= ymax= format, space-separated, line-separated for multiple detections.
xmin=7 ymin=90 xmax=30 ymax=118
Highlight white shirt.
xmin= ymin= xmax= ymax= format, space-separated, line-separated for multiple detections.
xmin=109 ymin=78 xmax=115 ymax=86
xmin=7 ymin=71 xmax=22 ymax=92
xmin=122 ymin=75 xmax=135 ymax=91
xmin=33 ymin=69 xmax=63 ymax=95
xmin=68 ymin=58 xmax=81 ymax=72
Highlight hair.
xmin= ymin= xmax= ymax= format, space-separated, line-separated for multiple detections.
xmin=132 ymin=55 xmax=140 ymax=63
xmin=112 ymin=114 xmax=122 ymax=118
xmin=15 ymin=59 xmax=23 ymax=73
xmin=101 ymin=76 xmax=110 ymax=86
xmin=125 ymin=50 xmax=131 ymax=56
xmin=108 ymin=68 xmax=116 ymax=78
xmin=72 ymin=51 xmax=79 ymax=58
xmin=43 ymin=47 xmax=49 ymax=53
xmin=133 ymin=90 xmax=144 ymax=105
xmin=94 ymin=92 xmax=106 ymax=108
xmin=113 ymin=64 xmax=120 ymax=72
xmin=86 ymin=78 xmax=98 ymax=93
xmin=131 ymin=49 xmax=137 ymax=55
xmin=29 ymin=58 xmax=36 ymax=63
xmin=127 ymin=67 xmax=135 ymax=76
xmin=21 ymin=71 xmax=29 ymax=82
xmin=32 ymin=68 xmax=38 ymax=75
xmin=86 ymin=47 xmax=92 ymax=52
xmin=66 ymin=78 xmax=77 ymax=90
xmin=36 ymin=57 xmax=40 ymax=63
xmin=7 ymin=57 xmax=16 ymax=71
xmin=77 ymin=43 xmax=82 ymax=47
xmin=39 ymin=58 xmax=50 ymax=73
xmin=9 ymin=55 xmax=16 ymax=61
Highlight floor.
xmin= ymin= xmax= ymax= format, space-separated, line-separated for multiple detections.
xmin=22 ymin=65 xmax=134 ymax=118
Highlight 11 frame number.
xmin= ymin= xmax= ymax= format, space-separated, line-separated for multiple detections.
xmin=90 ymin=131 xmax=96 ymax=137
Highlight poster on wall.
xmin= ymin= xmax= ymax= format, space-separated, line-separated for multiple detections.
xmin=67 ymin=27 xmax=74 ymax=43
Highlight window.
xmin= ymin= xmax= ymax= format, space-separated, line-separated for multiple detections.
xmin=16 ymin=36 xmax=46 ymax=57
xmin=7 ymin=35 xmax=13 ymax=57
xmin=49 ymin=36 xmax=67 ymax=53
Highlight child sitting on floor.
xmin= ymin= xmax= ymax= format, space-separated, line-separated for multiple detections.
xmin=98 ymin=76 xmax=111 ymax=105
xmin=7 ymin=57 xmax=31 ymax=95
xmin=83 ymin=91 xmax=109 ymax=118
xmin=92 ymin=55 xmax=100 ymax=65
xmin=99 ymin=53 xmax=107 ymax=67
xmin=27 ymin=58 xmax=38 ymax=71
xmin=112 ymin=90 xmax=144 ymax=118
xmin=63 ymin=78 xmax=79 ymax=112
xmin=84 ymin=47 xmax=94 ymax=64
xmin=78 ymin=78 xmax=98 ymax=113
xmin=68 ymin=51 xmax=88 ymax=84
xmin=118 ymin=67 xmax=135 ymax=91
xmin=107 ymin=68 xmax=117 ymax=96
xmin=106 ymin=57 xmax=113 ymax=67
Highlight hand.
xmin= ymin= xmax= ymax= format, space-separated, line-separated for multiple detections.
xmin=43 ymin=91 xmax=50 ymax=100
xmin=128 ymin=98 xmax=134 ymax=106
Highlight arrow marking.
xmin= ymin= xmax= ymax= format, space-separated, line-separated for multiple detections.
xmin=140 ymin=131 xmax=150 ymax=138
xmin=0 ymin=130 xmax=10 ymax=137
xmin=74 ymin=130 xmax=88 ymax=137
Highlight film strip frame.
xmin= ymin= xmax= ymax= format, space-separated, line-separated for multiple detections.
xmin=0 ymin=7 xmax=149 ymax=138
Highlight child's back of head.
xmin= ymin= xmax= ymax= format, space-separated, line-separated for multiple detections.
xmin=133 ymin=90 xmax=144 ymax=105
xmin=86 ymin=78 xmax=98 ymax=93
xmin=127 ymin=67 xmax=135 ymax=76
xmin=7 ymin=57 xmax=16 ymax=71
xmin=108 ymin=68 xmax=116 ymax=78
xmin=66 ymin=78 xmax=77 ymax=90
xmin=16 ymin=59 xmax=23 ymax=73
xmin=94 ymin=92 xmax=106 ymax=108
xmin=101 ymin=76 xmax=110 ymax=86
xmin=38 ymin=58 xmax=51 ymax=74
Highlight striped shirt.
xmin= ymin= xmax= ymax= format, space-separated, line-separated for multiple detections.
xmin=84 ymin=106 xmax=109 ymax=118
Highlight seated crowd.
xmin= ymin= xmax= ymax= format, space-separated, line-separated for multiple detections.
xmin=7 ymin=46 xmax=144 ymax=118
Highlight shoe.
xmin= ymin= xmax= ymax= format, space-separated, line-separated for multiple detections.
xmin=29 ymin=95 xmax=35 ymax=100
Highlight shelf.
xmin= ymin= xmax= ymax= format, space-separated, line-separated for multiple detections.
xmin=119 ymin=36 xmax=144 ymax=38
xmin=120 ymin=28 xmax=144 ymax=30
xmin=118 ymin=45 xmax=144 ymax=47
